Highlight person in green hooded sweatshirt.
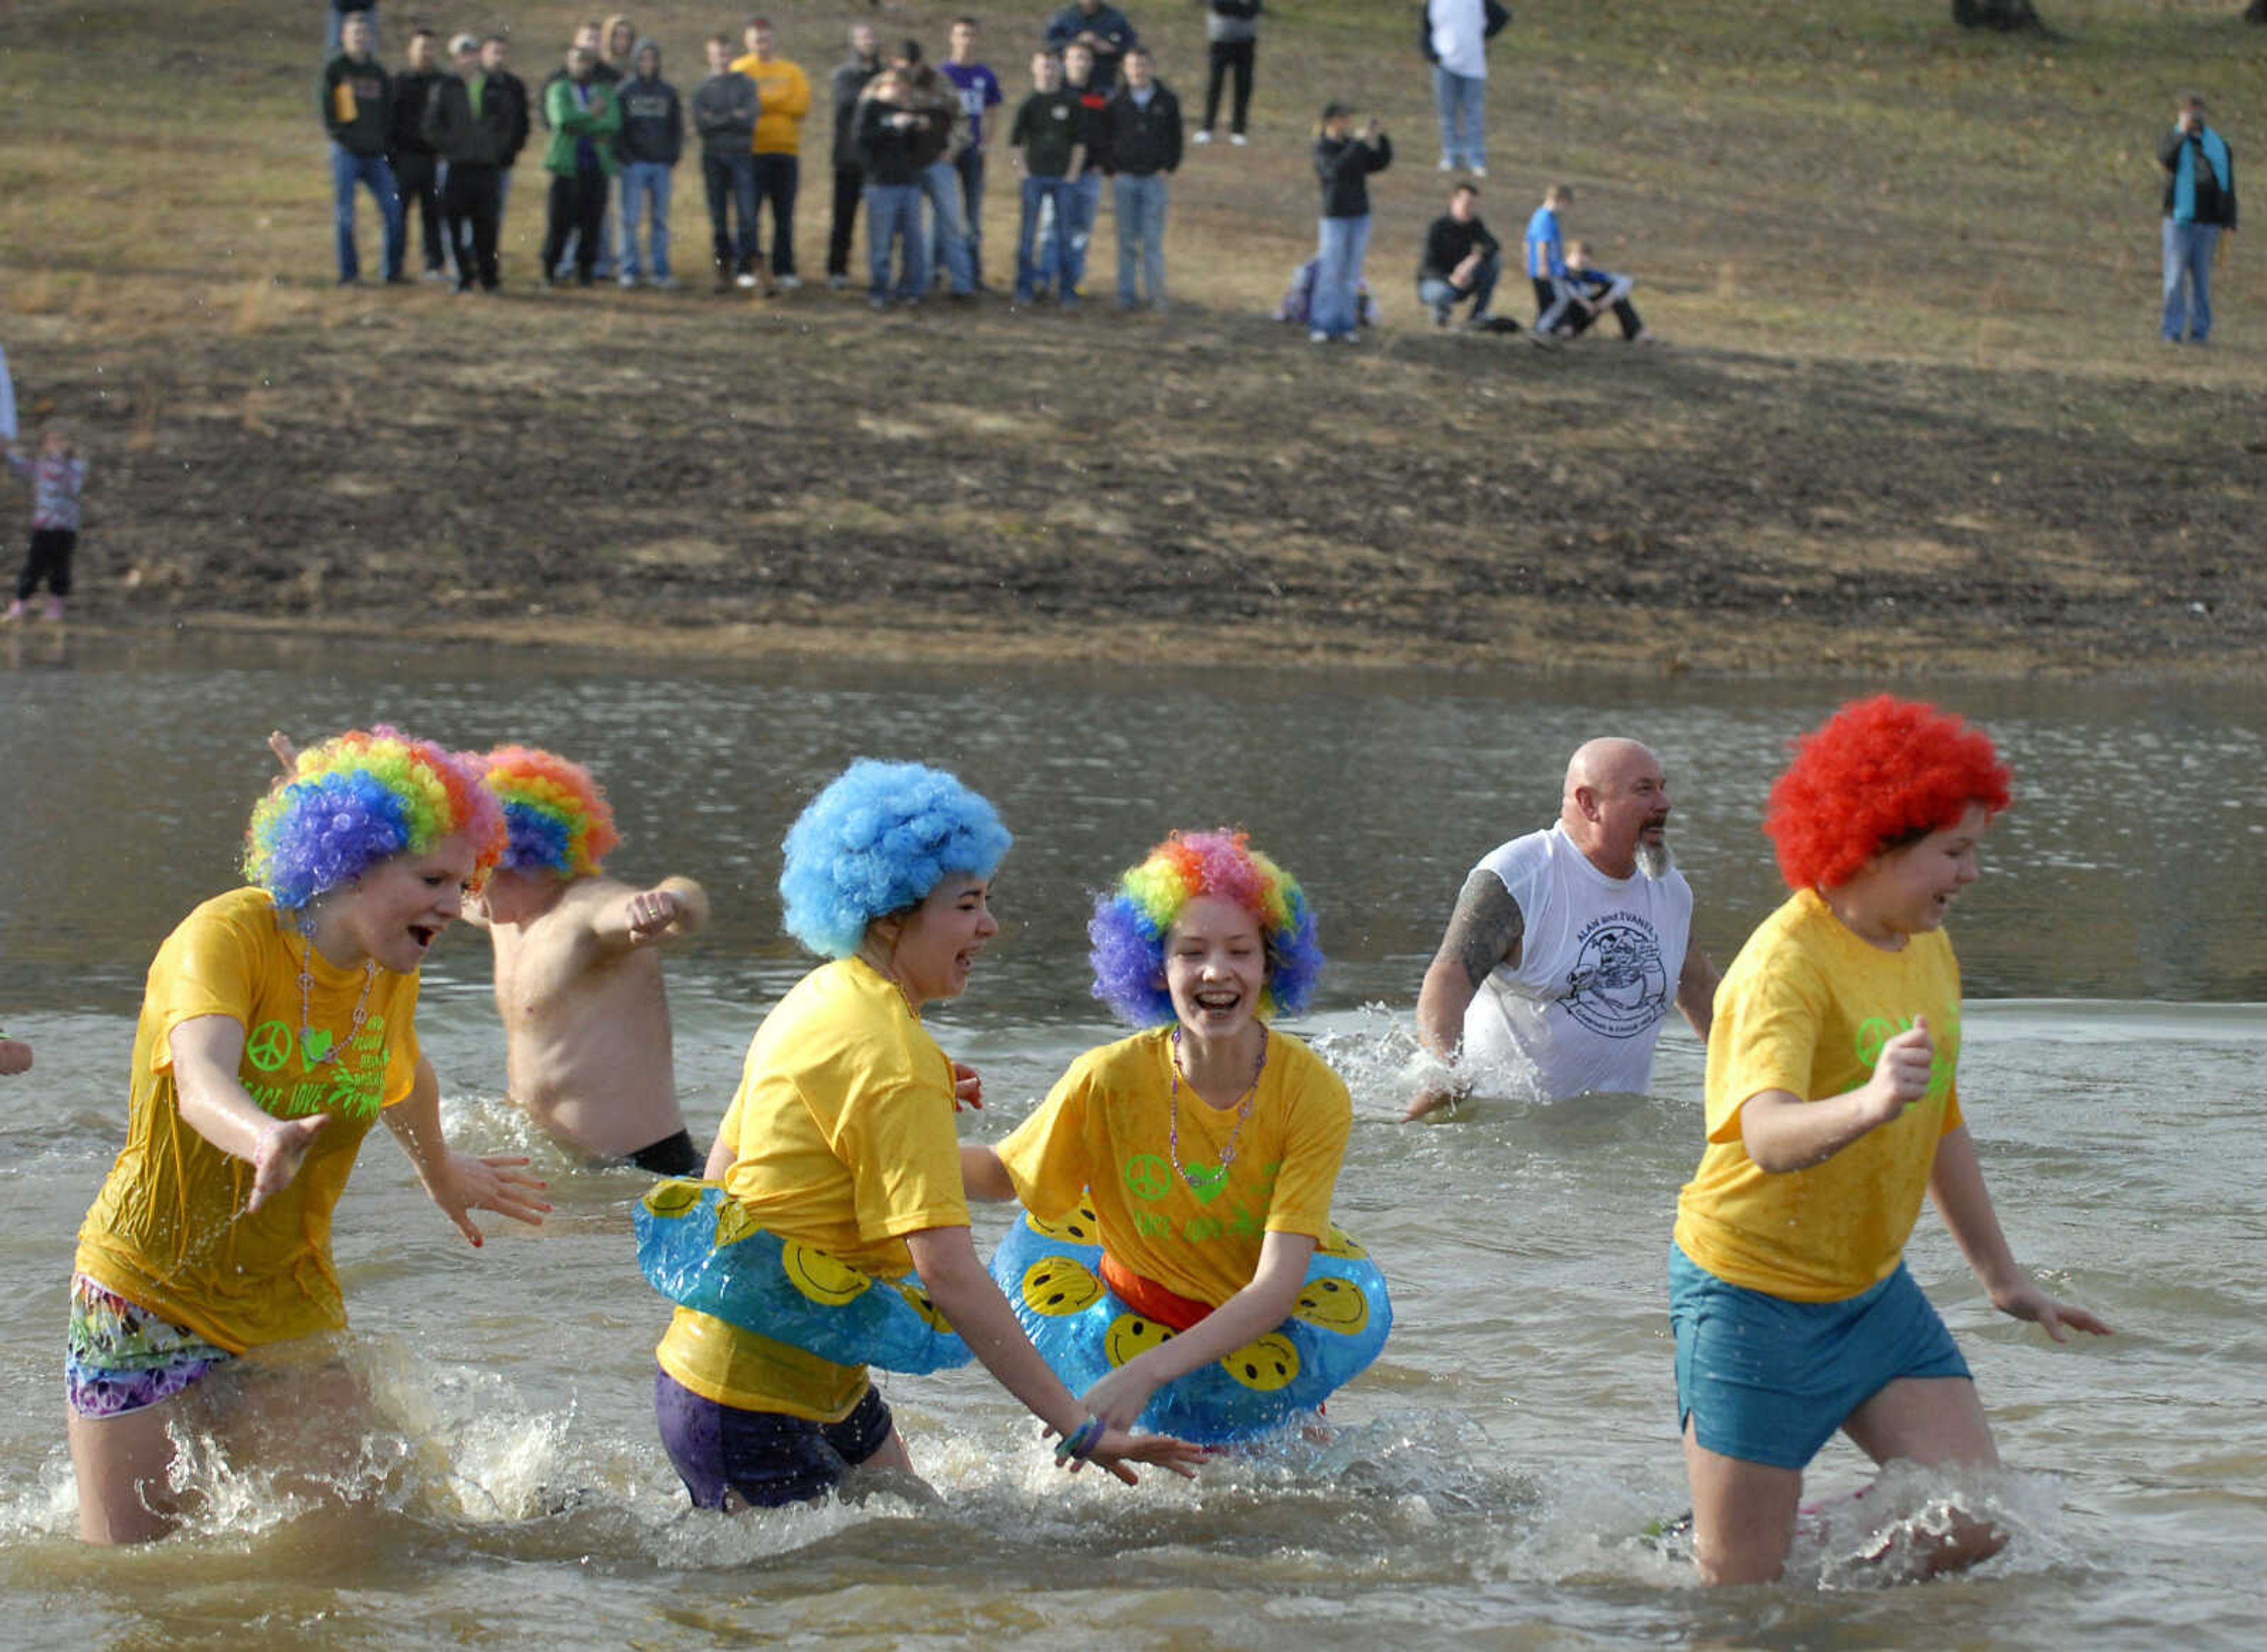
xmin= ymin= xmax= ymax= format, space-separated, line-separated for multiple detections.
xmin=541 ymin=44 xmax=622 ymax=288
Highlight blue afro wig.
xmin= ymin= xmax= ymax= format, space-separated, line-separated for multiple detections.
xmin=779 ymin=759 xmax=1012 ymax=958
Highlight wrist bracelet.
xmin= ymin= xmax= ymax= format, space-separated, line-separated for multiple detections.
xmin=1054 ymin=1415 xmax=1106 ymax=1462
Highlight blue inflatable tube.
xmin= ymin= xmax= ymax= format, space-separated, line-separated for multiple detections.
xmin=988 ymin=1202 xmax=1391 ymax=1444
xmin=636 ymin=1179 xmax=972 ymax=1375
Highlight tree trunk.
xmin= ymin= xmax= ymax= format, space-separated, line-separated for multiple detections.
xmin=1952 ymin=0 xmax=2045 ymax=30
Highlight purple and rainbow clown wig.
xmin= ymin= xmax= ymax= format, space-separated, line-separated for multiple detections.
xmin=779 ymin=759 xmax=1012 ymax=959
xmin=244 ymin=728 xmax=506 ymax=915
xmin=482 ymin=746 xmax=622 ymax=879
xmin=1089 ymin=830 xmax=1324 ymax=1027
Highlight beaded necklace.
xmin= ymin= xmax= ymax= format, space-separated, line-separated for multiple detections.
xmin=1166 ymin=1023 xmax=1269 ymax=1197
xmin=298 ymin=938 xmax=377 ymax=1067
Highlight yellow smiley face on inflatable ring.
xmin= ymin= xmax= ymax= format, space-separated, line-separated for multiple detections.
xmin=782 ymin=1240 xmax=874 ymax=1306
xmin=1020 ymin=1257 xmax=1104 ymax=1317
xmin=1291 ymin=1275 xmax=1371 ymax=1334
xmin=1220 ymin=1332 xmax=1302 ymax=1391
xmin=1029 ymin=1203 xmax=1102 ymax=1246
xmin=1103 ymin=1313 xmax=1176 ymax=1367
xmin=1317 ymin=1226 xmax=1367 ymax=1261
xmin=896 ymin=1281 xmax=954 ymax=1333
xmin=714 ymin=1199 xmax=764 ymax=1246
xmin=642 ymin=1178 xmax=708 ymax=1220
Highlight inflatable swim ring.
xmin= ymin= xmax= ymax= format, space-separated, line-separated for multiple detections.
xmin=988 ymin=1202 xmax=1391 ymax=1444
xmin=637 ymin=1179 xmax=972 ymax=1374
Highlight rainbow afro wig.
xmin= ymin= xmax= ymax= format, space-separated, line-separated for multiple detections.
xmin=482 ymin=746 xmax=622 ymax=878
xmin=779 ymin=759 xmax=1012 ymax=959
xmin=1089 ymin=830 xmax=1324 ymax=1027
xmin=246 ymin=727 xmax=507 ymax=913
xmin=1766 ymin=696 xmax=2012 ymax=892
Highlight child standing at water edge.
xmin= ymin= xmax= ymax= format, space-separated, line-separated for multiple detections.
xmin=3 ymin=427 xmax=87 ymax=623
xmin=963 ymin=830 xmax=1381 ymax=1440
xmin=471 ymin=746 xmax=710 ymax=1173
xmin=67 ymin=729 xmax=548 ymax=1545
xmin=1668 ymin=697 xmax=2110 ymax=1587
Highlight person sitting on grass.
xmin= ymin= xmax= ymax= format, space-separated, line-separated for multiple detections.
xmin=1417 ymin=179 xmax=1501 ymax=329
xmin=1550 ymin=239 xmax=1656 ymax=344
xmin=1668 ymin=696 xmax=2111 ymax=1586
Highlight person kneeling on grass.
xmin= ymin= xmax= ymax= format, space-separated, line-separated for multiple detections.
xmin=1417 ymin=179 xmax=1500 ymax=329
xmin=1669 ymin=696 xmax=2111 ymax=1587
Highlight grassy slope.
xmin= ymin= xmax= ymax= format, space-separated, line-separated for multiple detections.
xmin=0 ymin=0 xmax=2261 ymax=675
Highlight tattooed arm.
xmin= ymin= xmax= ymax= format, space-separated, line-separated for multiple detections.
xmin=1406 ymin=868 xmax=1525 ymax=1121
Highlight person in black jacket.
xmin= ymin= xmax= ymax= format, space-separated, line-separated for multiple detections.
xmin=1416 ymin=180 xmax=1499 ymax=328
xmin=477 ymin=35 xmax=533 ymax=241
xmin=827 ymin=23 xmax=884 ymax=288
xmin=855 ymin=70 xmax=929 ymax=306
xmin=2159 ymin=93 xmax=2237 ymax=345
xmin=388 ymin=28 xmax=450 ymax=278
xmin=426 ymin=34 xmax=518 ymax=290
xmin=1310 ymin=102 xmax=1390 ymax=342
xmin=615 ymin=39 xmax=683 ymax=287
xmin=319 ymin=12 xmax=404 ymax=285
xmin=1100 ymin=47 xmax=1181 ymax=311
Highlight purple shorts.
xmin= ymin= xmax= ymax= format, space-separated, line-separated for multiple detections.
xmin=654 ymin=1366 xmax=895 ymax=1509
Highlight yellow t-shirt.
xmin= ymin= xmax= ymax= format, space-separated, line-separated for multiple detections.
xmin=729 ymin=54 xmax=811 ymax=155
xmin=996 ymin=1027 xmax=1352 ymax=1308
xmin=653 ymin=956 xmax=971 ymax=1421
xmin=1673 ymin=889 xmax=1966 ymax=1302
xmin=74 ymin=887 xmax=423 ymax=1354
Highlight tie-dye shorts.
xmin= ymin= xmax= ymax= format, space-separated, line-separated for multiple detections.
xmin=65 ymin=1275 xmax=234 ymax=1419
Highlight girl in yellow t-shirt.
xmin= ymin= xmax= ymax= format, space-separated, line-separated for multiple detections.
xmin=1669 ymin=697 xmax=2110 ymax=1587
xmin=67 ymin=729 xmax=550 ymax=1546
xmin=963 ymin=829 xmax=1378 ymax=1441
xmin=654 ymin=760 xmax=1200 ymax=1510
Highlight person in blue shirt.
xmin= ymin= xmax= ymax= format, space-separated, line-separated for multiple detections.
xmin=2159 ymin=93 xmax=2237 ymax=346
xmin=1523 ymin=182 xmax=1570 ymax=331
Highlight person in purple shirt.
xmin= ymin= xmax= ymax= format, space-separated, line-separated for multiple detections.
xmin=937 ymin=18 xmax=1005 ymax=290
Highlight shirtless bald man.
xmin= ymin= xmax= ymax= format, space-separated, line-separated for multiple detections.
xmin=1407 ymin=737 xmax=1718 ymax=1118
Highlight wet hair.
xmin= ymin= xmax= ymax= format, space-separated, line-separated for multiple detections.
xmin=482 ymin=746 xmax=621 ymax=878
xmin=779 ymin=759 xmax=1011 ymax=959
xmin=247 ymin=728 xmax=505 ymax=914
xmin=1087 ymin=830 xmax=1324 ymax=1027
xmin=1765 ymin=696 xmax=2012 ymax=892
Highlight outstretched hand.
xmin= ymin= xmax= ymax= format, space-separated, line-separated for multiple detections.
xmin=267 ymin=730 xmax=299 ymax=773
xmin=423 ymin=1151 xmax=550 ymax=1246
xmin=247 ymin=1114 xmax=328 ymax=1214
xmin=625 ymin=887 xmax=685 ymax=945
xmin=1993 ymin=1278 xmax=2114 ymax=1343
xmin=1072 ymin=1425 xmax=1206 ymax=1486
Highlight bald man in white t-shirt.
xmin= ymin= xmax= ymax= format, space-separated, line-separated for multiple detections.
xmin=1407 ymin=738 xmax=1719 ymax=1117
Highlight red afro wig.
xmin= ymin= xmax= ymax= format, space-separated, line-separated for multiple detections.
xmin=1766 ymin=696 xmax=2012 ymax=891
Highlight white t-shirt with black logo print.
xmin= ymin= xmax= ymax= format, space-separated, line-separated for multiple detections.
xmin=1458 ymin=824 xmax=1693 ymax=1101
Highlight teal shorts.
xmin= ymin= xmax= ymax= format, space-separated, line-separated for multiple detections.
xmin=1668 ymin=1244 xmax=1969 ymax=1471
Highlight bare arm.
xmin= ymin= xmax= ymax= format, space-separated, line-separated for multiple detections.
xmin=593 ymin=875 xmax=710 ymax=949
xmin=959 ymin=1142 xmax=1018 ymax=1202
xmin=702 ymin=1128 xmax=735 ymax=1181
xmin=1676 ymin=936 xmax=1719 ymax=1043
xmin=1078 ymin=1230 xmax=1315 ymax=1430
xmin=383 ymin=1054 xmax=551 ymax=1245
xmin=1737 ymin=1020 xmax=1933 ymax=1173
xmin=1929 ymin=1124 xmax=2112 ymax=1340
xmin=905 ymin=1225 xmax=1204 ymax=1483
xmin=170 ymin=1014 xmax=328 ymax=1213
xmin=1406 ymin=868 xmax=1523 ymax=1121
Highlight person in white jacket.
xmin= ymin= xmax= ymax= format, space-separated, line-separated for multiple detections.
xmin=1423 ymin=0 xmax=1505 ymax=177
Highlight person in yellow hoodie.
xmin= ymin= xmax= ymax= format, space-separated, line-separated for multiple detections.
xmin=731 ymin=18 xmax=812 ymax=290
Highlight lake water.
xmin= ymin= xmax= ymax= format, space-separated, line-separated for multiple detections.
xmin=1 ymin=634 xmax=2262 ymax=1649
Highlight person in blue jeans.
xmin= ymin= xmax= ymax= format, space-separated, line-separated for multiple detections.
xmin=693 ymin=35 xmax=760 ymax=290
xmin=615 ymin=40 xmax=682 ymax=287
xmin=1101 ymin=48 xmax=1181 ymax=311
xmin=2158 ymin=93 xmax=2237 ymax=345
xmin=857 ymin=69 xmax=929 ymax=306
xmin=938 ymin=19 xmax=1004 ymax=290
xmin=319 ymin=12 xmax=405 ymax=285
xmin=900 ymin=43 xmax=976 ymax=299
xmin=1417 ymin=181 xmax=1499 ymax=328
xmin=1311 ymin=103 xmax=1390 ymax=342
xmin=1011 ymin=50 xmax=1085 ymax=305
xmin=1037 ymin=41 xmax=1108 ymax=298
